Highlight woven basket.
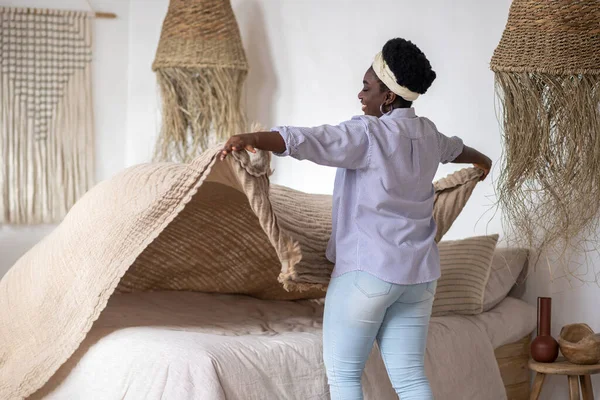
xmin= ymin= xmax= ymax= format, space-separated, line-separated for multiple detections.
xmin=153 ymin=0 xmax=248 ymax=71
xmin=490 ymin=0 xmax=600 ymax=74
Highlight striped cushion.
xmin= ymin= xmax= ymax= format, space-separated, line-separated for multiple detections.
xmin=432 ymin=234 xmax=499 ymax=317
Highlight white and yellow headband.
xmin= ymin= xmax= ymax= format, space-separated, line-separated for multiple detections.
xmin=372 ymin=51 xmax=420 ymax=102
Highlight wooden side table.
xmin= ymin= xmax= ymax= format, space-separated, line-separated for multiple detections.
xmin=529 ymin=357 xmax=600 ymax=400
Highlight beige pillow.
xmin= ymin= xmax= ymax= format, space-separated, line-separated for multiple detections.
xmin=432 ymin=168 xmax=483 ymax=242
xmin=482 ymin=247 xmax=529 ymax=311
xmin=280 ymin=167 xmax=485 ymax=291
xmin=432 ymin=234 xmax=499 ymax=317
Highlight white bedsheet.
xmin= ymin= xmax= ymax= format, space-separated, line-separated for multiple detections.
xmin=31 ymin=292 xmax=535 ymax=400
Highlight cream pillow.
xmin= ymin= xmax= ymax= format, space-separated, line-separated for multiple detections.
xmin=432 ymin=234 xmax=499 ymax=317
xmin=482 ymin=247 xmax=529 ymax=311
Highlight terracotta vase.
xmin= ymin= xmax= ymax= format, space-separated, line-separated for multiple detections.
xmin=531 ymin=297 xmax=559 ymax=363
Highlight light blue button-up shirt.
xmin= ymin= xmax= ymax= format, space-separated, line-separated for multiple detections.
xmin=273 ymin=108 xmax=464 ymax=284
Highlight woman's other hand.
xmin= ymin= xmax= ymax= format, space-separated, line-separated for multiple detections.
xmin=474 ymin=156 xmax=492 ymax=180
xmin=220 ymin=133 xmax=258 ymax=160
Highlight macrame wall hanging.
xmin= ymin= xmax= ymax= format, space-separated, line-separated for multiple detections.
xmin=491 ymin=0 xmax=600 ymax=279
xmin=152 ymin=0 xmax=248 ymax=163
xmin=0 ymin=7 xmax=98 ymax=224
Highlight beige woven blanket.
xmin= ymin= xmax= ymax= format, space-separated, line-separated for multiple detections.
xmin=0 ymin=146 xmax=481 ymax=399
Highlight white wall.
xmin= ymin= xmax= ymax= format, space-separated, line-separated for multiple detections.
xmin=1 ymin=2 xmax=599 ymax=398
xmin=0 ymin=0 xmax=129 ymax=276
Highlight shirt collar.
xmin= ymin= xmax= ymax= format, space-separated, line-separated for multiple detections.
xmin=383 ymin=107 xmax=416 ymax=119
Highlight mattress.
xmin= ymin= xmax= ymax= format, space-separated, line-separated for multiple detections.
xmin=31 ymin=292 xmax=535 ymax=400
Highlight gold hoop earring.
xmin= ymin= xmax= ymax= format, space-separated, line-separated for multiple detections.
xmin=379 ymin=102 xmax=393 ymax=115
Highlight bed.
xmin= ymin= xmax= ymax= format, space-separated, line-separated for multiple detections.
xmin=31 ymin=290 xmax=535 ymax=399
xmin=0 ymin=149 xmax=532 ymax=399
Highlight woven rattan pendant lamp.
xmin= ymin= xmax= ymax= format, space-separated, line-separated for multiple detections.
xmin=491 ymin=0 xmax=600 ymax=265
xmin=152 ymin=0 xmax=248 ymax=162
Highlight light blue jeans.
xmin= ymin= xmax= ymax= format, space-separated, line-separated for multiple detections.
xmin=323 ymin=271 xmax=436 ymax=400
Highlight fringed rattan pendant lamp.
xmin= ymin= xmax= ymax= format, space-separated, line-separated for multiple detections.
xmin=491 ymin=0 xmax=600 ymax=267
xmin=152 ymin=0 xmax=248 ymax=162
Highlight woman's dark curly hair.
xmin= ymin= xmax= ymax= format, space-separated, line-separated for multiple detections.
xmin=380 ymin=38 xmax=436 ymax=97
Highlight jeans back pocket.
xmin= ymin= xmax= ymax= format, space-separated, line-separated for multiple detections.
xmin=353 ymin=271 xmax=392 ymax=298
xmin=425 ymin=280 xmax=437 ymax=296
